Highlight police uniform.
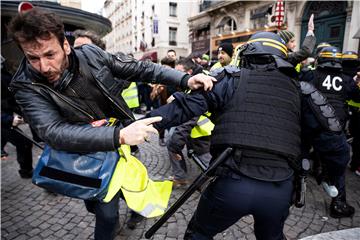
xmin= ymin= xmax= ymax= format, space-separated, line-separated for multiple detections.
xmin=148 ymin=32 xmax=341 ymax=239
xmin=301 ymin=47 xmax=360 ymax=218
xmin=341 ymin=51 xmax=360 ymax=172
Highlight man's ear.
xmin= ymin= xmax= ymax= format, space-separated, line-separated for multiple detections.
xmin=188 ymin=69 xmax=193 ymax=75
xmin=63 ymin=38 xmax=71 ymax=55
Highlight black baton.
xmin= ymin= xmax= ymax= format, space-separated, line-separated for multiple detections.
xmin=11 ymin=126 xmax=44 ymax=150
xmin=145 ymin=147 xmax=233 ymax=239
xmin=188 ymin=149 xmax=207 ymax=172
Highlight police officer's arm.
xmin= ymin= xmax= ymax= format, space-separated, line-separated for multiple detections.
xmin=147 ymin=73 xmax=236 ymax=130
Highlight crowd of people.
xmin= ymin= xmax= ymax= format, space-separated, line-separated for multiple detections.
xmin=1 ymin=5 xmax=359 ymax=240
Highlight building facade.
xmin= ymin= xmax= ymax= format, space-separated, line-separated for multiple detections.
xmin=188 ymin=0 xmax=360 ymax=60
xmin=1 ymin=0 xmax=111 ymax=71
xmin=103 ymin=0 xmax=199 ymax=60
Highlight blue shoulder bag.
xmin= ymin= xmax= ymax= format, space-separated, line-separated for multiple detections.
xmin=32 ymin=146 xmax=119 ymax=201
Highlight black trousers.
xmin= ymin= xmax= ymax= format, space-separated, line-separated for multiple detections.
xmin=349 ymin=109 xmax=360 ymax=170
xmin=186 ymin=175 xmax=293 ymax=240
xmin=1 ymin=127 xmax=33 ymax=171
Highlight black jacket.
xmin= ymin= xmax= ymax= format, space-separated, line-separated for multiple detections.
xmin=2 ymin=69 xmax=21 ymax=129
xmin=10 ymin=44 xmax=190 ymax=152
xmin=288 ymin=34 xmax=316 ymax=66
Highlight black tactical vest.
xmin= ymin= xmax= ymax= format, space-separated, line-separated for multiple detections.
xmin=311 ymin=69 xmax=347 ymax=127
xmin=211 ymin=68 xmax=302 ymax=160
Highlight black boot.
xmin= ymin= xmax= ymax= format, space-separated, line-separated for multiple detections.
xmin=126 ymin=211 xmax=144 ymax=229
xmin=330 ymin=196 xmax=355 ymax=218
xmin=18 ymin=169 xmax=33 ymax=179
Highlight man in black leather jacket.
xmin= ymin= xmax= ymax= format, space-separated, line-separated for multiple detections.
xmin=8 ymin=7 xmax=215 ymax=240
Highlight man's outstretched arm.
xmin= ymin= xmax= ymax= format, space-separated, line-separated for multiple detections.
xmin=146 ymin=70 xmax=237 ymax=131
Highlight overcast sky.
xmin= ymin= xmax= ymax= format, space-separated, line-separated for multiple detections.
xmin=81 ymin=0 xmax=105 ymax=14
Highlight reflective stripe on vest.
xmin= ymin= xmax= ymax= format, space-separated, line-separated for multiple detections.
xmin=121 ymin=82 xmax=139 ymax=108
xmin=210 ymin=62 xmax=223 ymax=71
xmin=190 ymin=113 xmax=214 ymax=138
xmin=348 ymin=100 xmax=360 ymax=108
xmin=103 ymin=145 xmax=173 ymax=218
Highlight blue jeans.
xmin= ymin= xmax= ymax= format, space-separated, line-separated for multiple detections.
xmin=187 ymin=175 xmax=293 ymax=240
xmin=84 ymin=191 xmax=121 ymax=240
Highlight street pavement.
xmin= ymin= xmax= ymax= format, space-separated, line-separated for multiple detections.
xmin=1 ymin=126 xmax=360 ymax=240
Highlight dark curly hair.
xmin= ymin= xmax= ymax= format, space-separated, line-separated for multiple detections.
xmin=73 ymin=29 xmax=106 ymax=50
xmin=8 ymin=8 xmax=65 ymax=47
xmin=160 ymin=56 xmax=175 ymax=68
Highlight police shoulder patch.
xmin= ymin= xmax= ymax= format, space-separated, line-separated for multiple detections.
xmin=300 ymin=81 xmax=316 ymax=95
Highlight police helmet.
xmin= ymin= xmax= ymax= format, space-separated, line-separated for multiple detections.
xmin=342 ymin=51 xmax=359 ymax=63
xmin=240 ymin=31 xmax=288 ymax=59
xmin=341 ymin=51 xmax=359 ymax=75
xmin=316 ymin=46 xmax=342 ymax=69
xmin=239 ymin=31 xmax=294 ymax=69
xmin=315 ymin=42 xmax=331 ymax=56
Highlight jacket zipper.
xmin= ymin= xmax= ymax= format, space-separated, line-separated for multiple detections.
xmin=31 ymin=82 xmax=95 ymax=121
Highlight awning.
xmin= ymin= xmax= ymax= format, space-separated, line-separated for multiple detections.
xmin=140 ymin=51 xmax=157 ymax=62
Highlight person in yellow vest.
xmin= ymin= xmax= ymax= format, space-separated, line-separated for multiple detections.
xmin=210 ymin=42 xmax=233 ymax=71
xmin=342 ymin=51 xmax=360 ymax=175
xmin=167 ymin=58 xmax=213 ymax=187
xmin=278 ymin=14 xmax=316 ymax=71
xmin=121 ymin=82 xmax=139 ymax=109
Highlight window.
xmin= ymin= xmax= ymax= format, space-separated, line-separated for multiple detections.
xmin=330 ymin=26 xmax=340 ymax=38
xmin=216 ymin=17 xmax=237 ymax=34
xmin=169 ymin=27 xmax=177 ymax=46
xmin=169 ymin=2 xmax=177 ymax=17
xmin=250 ymin=7 xmax=269 ymax=29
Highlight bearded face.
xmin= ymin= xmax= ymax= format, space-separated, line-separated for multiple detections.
xmin=21 ymin=34 xmax=71 ymax=85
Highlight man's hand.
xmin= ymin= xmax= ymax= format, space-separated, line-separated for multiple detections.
xmin=119 ymin=116 xmax=162 ymax=145
xmin=12 ymin=115 xmax=24 ymax=127
xmin=187 ymin=73 xmax=217 ymax=91
xmin=174 ymin=153 xmax=182 ymax=161
xmin=308 ymin=14 xmax=314 ymax=32
xmin=355 ymin=71 xmax=360 ymax=87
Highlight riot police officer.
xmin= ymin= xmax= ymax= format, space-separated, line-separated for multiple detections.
xmin=341 ymin=51 xmax=360 ymax=174
xmin=148 ymin=32 xmax=342 ymax=239
xmin=301 ymin=46 xmax=360 ymax=218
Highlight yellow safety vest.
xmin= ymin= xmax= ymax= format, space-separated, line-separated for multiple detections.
xmin=295 ymin=63 xmax=301 ymax=73
xmin=121 ymin=82 xmax=139 ymax=109
xmin=210 ymin=62 xmax=223 ymax=71
xmin=190 ymin=112 xmax=214 ymax=138
xmin=103 ymin=145 xmax=173 ymax=218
